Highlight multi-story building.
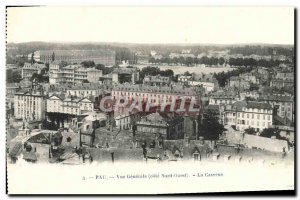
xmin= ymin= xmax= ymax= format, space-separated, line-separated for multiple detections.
xmin=239 ymin=73 xmax=259 ymax=84
xmin=224 ymin=101 xmax=273 ymax=132
xmin=227 ymin=76 xmax=250 ymax=90
xmin=29 ymin=50 xmax=116 ymax=66
xmin=209 ymin=95 xmax=236 ymax=105
xmin=112 ymin=83 xmax=198 ymax=106
xmin=47 ymin=95 xmax=94 ymax=116
xmin=21 ymin=63 xmax=46 ymax=81
xmin=270 ymin=79 xmax=294 ymax=88
xmin=49 ymin=64 xmax=102 ymax=85
xmin=188 ymin=81 xmax=215 ymax=92
xmin=143 ymin=75 xmax=171 ymax=86
xmin=259 ymin=95 xmax=294 ymax=122
xmin=136 ymin=112 xmax=184 ymax=140
xmin=14 ymin=89 xmax=46 ymax=121
xmin=66 ymin=83 xmax=106 ymax=98
xmin=178 ymin=75 xmax=193 ymax=85
xmin=275 ymin=72 xmax=294 ymax=81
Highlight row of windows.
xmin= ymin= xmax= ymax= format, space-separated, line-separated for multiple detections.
xmin=226 ymin=112 xmax=271 ymax=121
xmin=226 ymin=118 xmax=271 ymax=127
xmin=17 ymin=96 xmax=43 ymax=101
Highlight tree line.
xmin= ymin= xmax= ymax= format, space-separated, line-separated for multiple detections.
xmin=149 ymin=55 xmax=290 ymax=67
xmin=213 ymin=66 xmax=256 ymax=87
xmin=138 ymin=66 xmax=175 ymax=81
xmin=149 ymin=56 xmax=226 ymax=66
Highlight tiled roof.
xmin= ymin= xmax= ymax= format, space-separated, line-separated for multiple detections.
xmin=246 ymin=101 xmax=272 ymax=110
xmin=67 ymin=83 xmax=104 ymax=90
xmin=229 ymin=101 xmax=272 ymax=111
xmin=259 ymin=95 xmax=293 ymax=102
xmin=113 ymin=83 xmax=197 ymax=96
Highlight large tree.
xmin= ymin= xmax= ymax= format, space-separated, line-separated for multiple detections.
xmin=6 ymin=69 xmax=22 ymax=83
xmin=199 ymin=110 xmax=225 ymax=141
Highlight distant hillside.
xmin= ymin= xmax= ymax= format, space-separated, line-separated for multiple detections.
xmin=6 ymin=41 xmax=294 ymax=60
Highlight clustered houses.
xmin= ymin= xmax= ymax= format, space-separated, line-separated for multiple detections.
xmin=49 ymin=63 xmax=103 ymax=85
xmin=47 ymin=95 xmax=94 ymax=115
xmin=223 ymin=101 xmax=273 ymax=132
xmin=21 ymin=63 xmax=46 ymax=81
xmin=29 ymin=49 xmax=116 ymax=66
xmin=111 ymin=83 xmax=198 ymax=105
xmin=178 ymin=75 xmax=192 ymax=85
xmin=209 ymin=95 xmax=236 ymax=105
xmin=177 ymin=74 xmax=218 ymax=92
xmin=270 ymin=79 xmax=294 ymax=88
xmin=7 ymin=46 xmax=295 ymax=164
xmin=270 ymin=71 xmax=294 ymax=89
xmin=227 ymin=76 xmax=250 ymax=90
xmin=169 ymin=49 xmax=196 ymax=59
xmin=143 ymin=75 xmax=171 ymax=86
xmin=14 ymin=88 xmax=46 ymax=121
xmin=136 ymin=112 xmax=184 ymax=140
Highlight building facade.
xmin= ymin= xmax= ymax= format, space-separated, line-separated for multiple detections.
xmin=29 ymin=50 xmax=116 ymax=66
xmin=224 ymin=101 xmax=273 ymax=132
xmin=143 ymin=75 xmax=171 ymax=86
xmin=136 ymin=112 xmax=184 ymax=140
xmin=14 ymin=89 xmax=46 ymax=121
xmin=49 ymin=64 xmax=102 ymax=85
xmin=47 ymin=95 xmax=94 ymax=115
xmin=22 ymin=63 xmax=46 ymax=81
xmin=112 ymin=83 xmax=198 ymax=106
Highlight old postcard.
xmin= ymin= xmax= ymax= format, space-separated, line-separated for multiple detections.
xmin=6 ymin=6 xmax=295 ymax=194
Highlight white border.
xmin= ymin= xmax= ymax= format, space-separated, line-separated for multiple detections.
xmin=0 ymin=0 xmax=298 ymax=199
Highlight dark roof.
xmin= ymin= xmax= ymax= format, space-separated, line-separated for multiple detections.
xmin=273 ymin=115 xmax=292 ymax=126
xmin=246 ymin=101 xmax=272 ymax=110
xmin=231 ymin=100 xmax=272 ymax=111
xmin=206 ymin=104 xmax=220 ymax=111
xmin=259 ymin=95 xmax=293 ymax=102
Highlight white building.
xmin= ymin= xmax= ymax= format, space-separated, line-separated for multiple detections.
xmin=188 ymin=81 xmax=215 ymax=92
xmin=47 ymin=95 xmax=94 ymax=115
xmin=178 ymin=75 xmax=193 ymax=85
xmin=66 ymin=83 xmax=105 ymax=98
xmin=14 ymin=89 xmax=46 ymax=121
xmin=224 ymin=101 xmax=273 ymax=132
xmin=209 ymin=96 xmax=236 ymax=105
xmin=112 ymin=83 xmax=198 ymax=105
xmin=49 ymin=63 xmax=102 ymax=85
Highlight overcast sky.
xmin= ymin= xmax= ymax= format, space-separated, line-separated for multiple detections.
xmin=6 ymin=6 xmax=294 ymax=44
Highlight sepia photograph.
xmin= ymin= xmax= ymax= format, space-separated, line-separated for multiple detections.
xmin=5 ymin=6 xmax=295 ymax=195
